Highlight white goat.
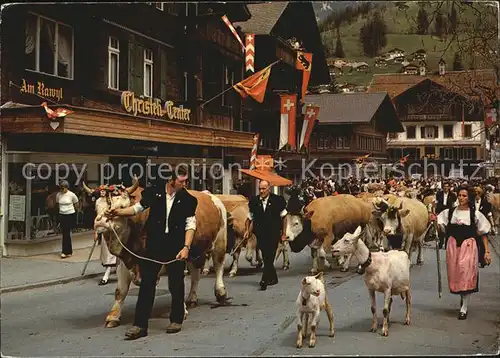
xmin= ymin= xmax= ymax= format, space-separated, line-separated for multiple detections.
xmin=332 ymin=226 xmax=412 ymax=337
xmin=295 ymin=272 xmax=335 ymax=348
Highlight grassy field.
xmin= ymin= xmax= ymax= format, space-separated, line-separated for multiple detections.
xmin=319 ymin=1 xmax=490 ymax=87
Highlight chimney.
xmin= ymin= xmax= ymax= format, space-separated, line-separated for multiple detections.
xmin=438 ymin=58 xmax=446 ymax=75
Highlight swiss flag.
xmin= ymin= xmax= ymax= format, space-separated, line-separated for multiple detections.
xmin=279 ymin=94 xmax=297 ymax=150
xmin=299 ymin=105 xmax=319 ymax=150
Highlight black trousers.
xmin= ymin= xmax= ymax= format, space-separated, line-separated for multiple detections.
xmin=133 ymin=240 xmax=185 ymax=329
xmin=257 ymin=232 xmax=280 ymax=284
xmin=59 ymin=213 xmax=75 ymax=255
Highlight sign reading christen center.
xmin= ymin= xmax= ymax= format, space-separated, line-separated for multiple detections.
xmin=121 ymin=91 xmax=191 ymax=122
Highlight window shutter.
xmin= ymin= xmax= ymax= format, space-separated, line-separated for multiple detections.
xmin=420 ymin=126 xmax=425 ymax=138
xmin=128 ymin=41 xmax=135 ymax=90
xmin=134 ymin=43 xmax=144 ymax=94
xmin=160 ymin=49 xmax=168 ymax=100
xmin=434 ymin=126 xmax=438 ymax=138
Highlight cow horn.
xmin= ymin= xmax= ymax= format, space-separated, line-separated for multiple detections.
xmin=82 ymin=182 xmax=93 ymax=194
xmin=126 ymin=175 xmax=139 ymax=194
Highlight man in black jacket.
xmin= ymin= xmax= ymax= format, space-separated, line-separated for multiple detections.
xmin=435 ymin=181 xmax=457 ymax=248
xmin=244 ymin=180 xmax=287 ymax=291
xmin=107 ymin=168 xmax=197 ymax=340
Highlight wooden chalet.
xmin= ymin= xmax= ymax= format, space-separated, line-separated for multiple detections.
xmin=0 ymin=3 xmax=254 ymax=256
xmin=233 ymin=2 xmax=330 ymax=187
xmin=305 ymin=93 xmax=404 ymax=179
xmin=368 ymin=68 xmax=498 ymax=177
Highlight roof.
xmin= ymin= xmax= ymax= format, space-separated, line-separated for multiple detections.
xmin=304 ymin=93 xmax=404 ymax=132
xmin=367 ymin=69 xmax=498 ymax=102
xmin=234 ymin=2 xmax=289 ymax=35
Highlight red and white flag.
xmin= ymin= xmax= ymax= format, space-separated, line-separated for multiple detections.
xmin=279 ymin=94 xmax=297 ymax=150
xmin=221 ymin=15 xmax=245 ymax=52
xmin=299 ymin=105 xmax=319 ymax=149
xmin=485 ymin=107 xmax=497 ymax=128
xmin=249 ymin=133 xmax=260 ymax=170
xmin=245 ymin=34 xmax=255 ymax=73
xmin=41 ymin=102 xmax=73 ymax=119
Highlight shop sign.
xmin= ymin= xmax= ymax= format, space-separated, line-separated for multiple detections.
xmin=121 ymin=91 xmax=191 ymax=122
xmin=19 ymin=79 xmax=64 ymax=102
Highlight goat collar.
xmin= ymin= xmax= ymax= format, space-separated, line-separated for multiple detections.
xmin=356 ymin=251 xmax=372 ymax=275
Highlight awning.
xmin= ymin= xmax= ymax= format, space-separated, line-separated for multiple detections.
xmin=239 ymin=169 xmax=292 ymax=186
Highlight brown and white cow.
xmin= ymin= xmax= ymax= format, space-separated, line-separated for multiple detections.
xmin=284 ymin=194 xmax=374 ymax=274
xmin=84 ymin=181 xmax=228 ymax=328
xmin=202 ymin=195 xmax=263 ymax=277
xmin=372 ymin=197 xmax=429 ymax=265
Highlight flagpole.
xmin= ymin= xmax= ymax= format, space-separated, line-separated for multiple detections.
xmin=200 ymin=59 xmax=282 ymax=109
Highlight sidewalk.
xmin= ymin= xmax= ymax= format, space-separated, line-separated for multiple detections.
xmin=0 ymin=243 xmax=106 ymax=293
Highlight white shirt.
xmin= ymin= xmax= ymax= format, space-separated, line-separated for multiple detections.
xmin=437 ymin=208 xmax=491 ymax=235
xmin=56 ymin=190 xmax=79 ymax=215
xmin=247 ymin=195 xmax=288 ymax=221
xmin=132 ymin=191 xmax=196 ymax=233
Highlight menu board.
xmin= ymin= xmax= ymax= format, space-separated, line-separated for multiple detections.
xmin=8 ymin=195 xmax=26 ymax=221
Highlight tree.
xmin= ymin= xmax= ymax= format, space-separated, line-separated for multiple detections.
xmin=334 ymin=30 xmax=345 ymax=58
xmin=433 ymin=10 xmax=446 ymax=37
xmin=416 ymin=7 xmax=429 ymax=34
xmin=404 ymin=1 xmax=499 ymax=115
xmin=448 ymin=4 xmax=457 ymax=32
xmin=359 ymin=11 xmax=388 ymax=57
xmin=452 ymin=52 xmax=464 ymax=71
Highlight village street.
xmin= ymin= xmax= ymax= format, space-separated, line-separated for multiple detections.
xmin=1 ymin=243 xmax=499 ymax=356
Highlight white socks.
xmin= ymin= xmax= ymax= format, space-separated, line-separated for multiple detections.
xmin=460 ymin=294 xmax=470 ymax=314
xmin=102 ymin=267 xmax=112 ymax=282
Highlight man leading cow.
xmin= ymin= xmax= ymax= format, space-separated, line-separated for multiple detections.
xmin=106 ymin=167 xmax=197 ymax=340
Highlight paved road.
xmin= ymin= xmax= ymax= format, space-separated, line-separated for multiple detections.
xmin=1 ymin=245 xmax=499 ymax=356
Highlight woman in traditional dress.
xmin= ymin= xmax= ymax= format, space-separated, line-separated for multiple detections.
xmin=437 ymin=185 xmax=492 ymax=320
xmin=95 ymin=189 xmax=116 ymax=285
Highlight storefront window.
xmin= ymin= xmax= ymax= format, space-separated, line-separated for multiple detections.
xmin=7 ymin=159 xmax=96 ymax=241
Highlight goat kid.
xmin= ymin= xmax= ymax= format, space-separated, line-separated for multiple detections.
xmin=296 ymin=272 xmax=335 ymax=348
xmin=332 ymin=226 xmax=412 ymax=337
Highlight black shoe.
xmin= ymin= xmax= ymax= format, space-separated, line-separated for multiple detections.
xmin=259 ymin=281 xmax=267 ymax=291
xmin=458 ymin=312 xmax=467 ymax=320
xmin=125 ymin=326 xmax=147 ymax=340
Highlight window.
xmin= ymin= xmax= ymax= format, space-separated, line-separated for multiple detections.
xmin=25 ymin=13 xmax=74 ymax=79
xmin=143 ymin=49 xmax=153 ymax=97
xmin=155 ymin=2 xmax=164 ymax=10
xmin=464 ymin=124 xmax=472 ymax=138
xmin=422 ymin=126 xmax=437 ymax=139
xmin=441 ymin=148 xmax=454 ymax=159
xmin=222 ymin=63 xmax=235 ymax=106
xmin=317 ymin=137 xmax=325 ymax=150
xmin=462 ymin=147 xmax=476 ymax=160
xmin=406 ymin=125 xmax=416 ymax=139
xmin=443 ymin=124 xmax=453 ymax=139
xmin=108 ymin=37 xmax=120 ymax=90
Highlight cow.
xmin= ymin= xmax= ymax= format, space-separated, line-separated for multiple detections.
xmin=372 ymin=197 xmax=429 ymax=266
xmin=84 ymin=180 xmax=229 ymax=328
xmin=486 ymin=192 xmax=500 ymax=233
xmin=284 ymin=194 xmax=373 ymax=275
xmin=200 ymin=195 xmax=263 ymax=277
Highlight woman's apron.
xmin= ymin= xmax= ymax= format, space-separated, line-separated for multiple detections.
xmin=445 ymin=208 xmax=482 ymax=294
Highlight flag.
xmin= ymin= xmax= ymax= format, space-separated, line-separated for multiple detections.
xmin=221 ymin=15 xmax=245 ymax=52
xmin=296 ymin=52 xmax=313 ymax=103
xmin=41 ymin=102 xmax=73 ymax=119
xmin=279 ymin=94 xmax=297 ymax=150
xmin=245 ymin=34 xmax=255 ymax=73
xmin=485 ymin=107 xmax=497 ymax=128
xmin=299 ymin=105 xmax=319 ymax=149
xmin=355 ymin=154 xmax=370 ymax=164
xmin=233 ymin=64 xmax=273 ymax=103
xmin=249 ymin=133 xmax=260 ymax=170
xmin=399 ymin=154 xmax=410 ymax=165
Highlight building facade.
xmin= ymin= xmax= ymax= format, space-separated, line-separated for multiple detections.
xmin=368 ymin=67 xmax=497 ymax=178
xmin=305 ymin=93 xmax=404 ymax=179
xmin=0 ymin=3 xmax=254 ymax=256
